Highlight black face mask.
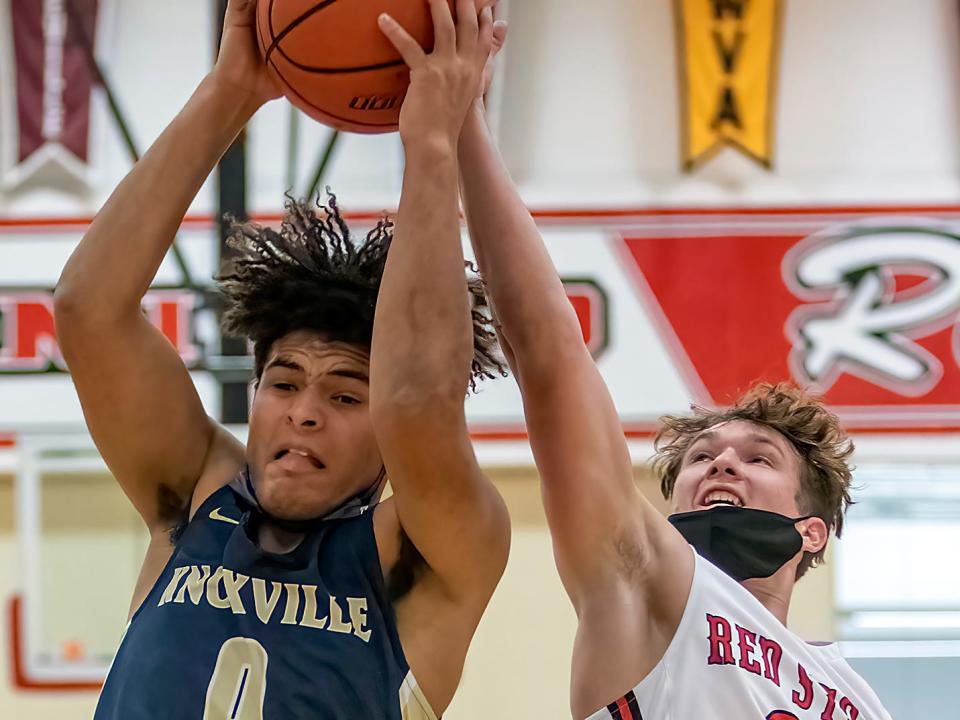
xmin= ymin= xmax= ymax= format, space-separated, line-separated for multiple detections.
xmin=667 ymin=506 xmax=811 ymax=582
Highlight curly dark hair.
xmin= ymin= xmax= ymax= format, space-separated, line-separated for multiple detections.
xmin=653 ymin=383 xmax=855 ymax=580
xmin=216 ymin=192 xmax=505 ymax=391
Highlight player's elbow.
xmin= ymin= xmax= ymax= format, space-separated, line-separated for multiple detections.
xmin=370 ymin=346 xmax=472 ymax=417
xmin=53 ymin=276 xmax=112 ymax=325
xmin=370 ymin=379 xmax=466 ymax=431
xmin=53 ymin=283 xmax=90 ymax=355
xmin=53 ymin=280 xmax=82 ymax=318
xmin=503 ymin=310 xmax=587 ymax=370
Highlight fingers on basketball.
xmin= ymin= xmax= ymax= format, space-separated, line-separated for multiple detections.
xmin=492 ymin=20 xmax=508 ymax=52
xmin=226 ymin=0 xmax=257 ymax=25
xmin=428 ymin=0 xmax=457 ymax=55
xmin=455 ymin=0 xmax=479 ymax=53
xmin=476 ymin=6 xmax=495 ymax=61
xmin=377 ymin=14 xmax=426 ymax=68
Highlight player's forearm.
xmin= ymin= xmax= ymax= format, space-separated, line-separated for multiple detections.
xmin=56 ymin=75 xmax=261 ymax=318
xmin=458 ymin=104 xmax=582 ymax=358
xmin=371 ymin=138 xmax=474 ymax=411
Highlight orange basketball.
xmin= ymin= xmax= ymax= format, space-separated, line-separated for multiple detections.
xmin=257 ymin=0 xmax=455 ymax=134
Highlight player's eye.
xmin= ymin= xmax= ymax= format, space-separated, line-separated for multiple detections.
xmin=273 ymin=382 xmax=295 ymax=391
xmin=749 ymin=456 xmax=771 ymax=465
xmin=691 ymin=452 xmax=712 ymax=462
xmin=333 ymin=395 xmax=360 ymax=405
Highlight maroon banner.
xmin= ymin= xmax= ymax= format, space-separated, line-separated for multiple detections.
xmin=12 ymin=0 xmax=99 ymax=168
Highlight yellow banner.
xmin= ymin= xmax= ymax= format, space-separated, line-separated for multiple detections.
xmin=675 ymin=0 xmax=783 ymax=170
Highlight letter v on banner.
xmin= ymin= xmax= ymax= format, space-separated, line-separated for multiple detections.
xmin=673 ymin=0 xmax=783 ymax=170
xmin=3 ymin=0 xmax=101 ymax=188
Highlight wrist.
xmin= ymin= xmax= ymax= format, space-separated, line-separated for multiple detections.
xmin=202 ymin=72 xmax=265 ymax=121
xmin=402 ymin=132 xmax=458 ymax=162
xmin=459 ymin=104 xmax=488 ymax=149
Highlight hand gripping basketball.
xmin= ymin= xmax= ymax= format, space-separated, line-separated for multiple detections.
xmin=257 ymin=0 xmax=461 ymax=133
xmin=378 ymin=0 xmax=496 ymax=146
xmin=213 ymin=0 xmax=282 ymax=108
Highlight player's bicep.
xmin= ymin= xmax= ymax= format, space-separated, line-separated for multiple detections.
xmin=519 ymin=357 xmax=636 ymax=551
xmin=374 ymin=409 xmax=510 ymax=602
xmin=516 ymin=349 xmax=686 ymax=597
xmin=58 ymin=309 xmax=217 ymax=528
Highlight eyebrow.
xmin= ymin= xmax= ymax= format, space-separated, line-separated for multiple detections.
xmin=328 ymin=368 xmax=369 ymax=383
xmin=263 ymin=357 xmax=368 ymax=383
xmin=745 ymin=434 xmax=786 ymax=457
xmin=687 ymin=430 xmax=786 ymax=458
xmin=264 ymin=356 xmax=303 ymax=374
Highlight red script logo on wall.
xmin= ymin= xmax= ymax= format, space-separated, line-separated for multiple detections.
xmin=623 ymin=212 xmax=960 ymax=430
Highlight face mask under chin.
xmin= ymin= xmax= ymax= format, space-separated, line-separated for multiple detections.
xmin=667 ymin=505 xmax=811 ymax=582
xmin=232 ymin=466 xmax=386 ymax=532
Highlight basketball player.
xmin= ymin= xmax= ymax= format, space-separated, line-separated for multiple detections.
xmin=54 ymin=0 xmax=509 ymax=717
xmin=457 ymin=38 xmax=893 ymax=720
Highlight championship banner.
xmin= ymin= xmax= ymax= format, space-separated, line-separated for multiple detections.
xmin=6 ymin=0 xmax=100 ymax=186
xmin=674 ymin=0 xmax=783 ymax=170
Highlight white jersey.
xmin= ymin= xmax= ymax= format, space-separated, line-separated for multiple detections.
xmin=588 ymin=549 xmax=892 ymax=720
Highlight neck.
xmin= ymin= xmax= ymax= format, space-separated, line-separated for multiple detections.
xmin=257 ymin=521 xmax=306 ymax=554
xmin=740 ymin=562 xmax=797 ymax=625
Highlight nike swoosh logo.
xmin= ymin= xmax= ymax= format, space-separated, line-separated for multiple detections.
xmin=209 ymin=507 xmax=239 ymax=525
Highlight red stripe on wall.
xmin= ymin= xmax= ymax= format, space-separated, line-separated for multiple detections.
xmin=7 ymin=204 xmax=960 ymax=234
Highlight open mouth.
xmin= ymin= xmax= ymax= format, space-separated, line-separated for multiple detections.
xmin=274 ymin=448 xmax=325 ymax=469
xmin=701 ymin=491 xmax=743 ymax=508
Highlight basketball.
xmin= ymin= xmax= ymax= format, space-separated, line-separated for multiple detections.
xmin=257 ymin=0 xmax=456 ymax=133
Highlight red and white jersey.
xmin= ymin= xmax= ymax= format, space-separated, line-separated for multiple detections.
xmin=588 ymin=549 xmax=892 ymax=720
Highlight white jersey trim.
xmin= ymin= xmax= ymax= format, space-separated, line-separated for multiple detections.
xmin=399 ymin=670 xmax=439 ymax=720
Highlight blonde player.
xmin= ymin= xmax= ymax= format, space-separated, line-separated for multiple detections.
xmin=457 ymin=32 xmax=893 ymax=719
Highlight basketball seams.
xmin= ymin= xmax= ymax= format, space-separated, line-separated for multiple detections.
xmin=264 ymin=0 xmax=340 ymax=64
xmin=265 ymin=51 xmax=400 ymax=131
xmin=265 ymin=0 xmax=406 ymax=74
xmin=274 ymin=56 xmax=407 ymax=76
xmin=259 ymin=0 xmax=429 ymax=132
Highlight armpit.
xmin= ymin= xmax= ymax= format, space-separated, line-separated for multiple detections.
xmin=158 ymin=483 xmax=190 ymax=542
xmin=614 ymin=530 xmax=649 ymax=583
xmin=387 ymin=531 xmax=428 ymax=603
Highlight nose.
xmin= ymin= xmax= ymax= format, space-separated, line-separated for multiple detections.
xmin=286 ymin=393 xmax=324 ymax=430
xmin=708 ymin=447 xmax=742 ymax=478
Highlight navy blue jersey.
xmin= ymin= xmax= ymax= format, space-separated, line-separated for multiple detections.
xmin=95 ymin=483 xmax=436 ymax=719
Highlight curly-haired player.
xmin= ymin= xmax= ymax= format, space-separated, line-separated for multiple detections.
xmin=55 ymin=0 xmax=508 ymax=717
xmin=457 ymin=29 xmax=893 ymax=718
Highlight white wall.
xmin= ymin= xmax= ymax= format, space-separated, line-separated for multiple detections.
xmin=2 ymin=0 xmax=960 ymax=716
xmin=3 ymin=0 xmax=960 ymax=218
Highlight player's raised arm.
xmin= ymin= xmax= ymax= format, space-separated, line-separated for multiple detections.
xmin=457 ymin=65 xmax=694 ymax=715
xmin=54 ymin=0 xmax=278 ymax=530
xmin=372 ymin=0 xmax=509 ymax=606
xmin=458 ymin=101 xmax=691 ymax=601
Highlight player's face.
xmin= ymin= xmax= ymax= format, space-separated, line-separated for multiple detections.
xmin=670 ymin=420 xmax=803 ymax=517
xmin=246 ymin=331 xmax=382 ymax=521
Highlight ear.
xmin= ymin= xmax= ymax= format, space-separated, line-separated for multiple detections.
xmin=796 ymin=516 xmax=829 ymax=555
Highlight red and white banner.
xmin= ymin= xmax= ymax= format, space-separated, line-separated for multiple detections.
xmin=7 ymin=208 xmax=960 ymax=435
xmin=616 ymin=208 xmax=960 ymax=431
xmin=6 ymin=0 xmax=99 ymax=186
